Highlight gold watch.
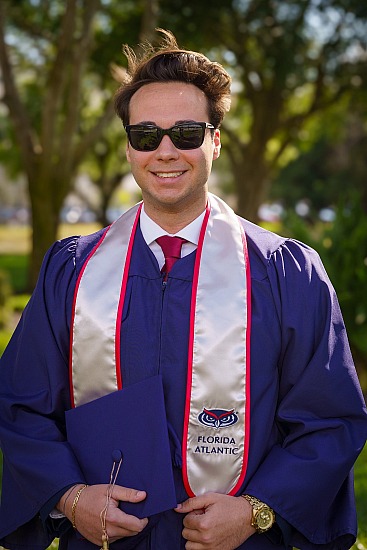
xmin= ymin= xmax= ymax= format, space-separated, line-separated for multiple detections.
xmin=242 ymin=494 xmax=275 ymax=533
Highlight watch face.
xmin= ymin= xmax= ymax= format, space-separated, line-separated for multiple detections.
xmin=257 ymin=508 xmax=274 ymax=529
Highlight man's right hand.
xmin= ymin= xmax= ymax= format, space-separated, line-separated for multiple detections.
xmin=57 ymin=484 xmax=148 ymax=545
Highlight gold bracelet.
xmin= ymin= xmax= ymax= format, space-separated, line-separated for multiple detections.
xmin=62 ymin=484 xmax=79 ymax=516
xmin=71 ymin=484 xmax=88 ymax=529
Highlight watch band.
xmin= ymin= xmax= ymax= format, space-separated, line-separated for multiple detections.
xmin=242 ymin=494 xmax=276 ymax=533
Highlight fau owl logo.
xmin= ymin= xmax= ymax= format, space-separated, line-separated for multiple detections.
xmin=198 ymin=408 xmax=238 ymax=430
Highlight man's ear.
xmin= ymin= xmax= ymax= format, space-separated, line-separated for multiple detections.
xmin=213 ymin=129 xmax=221 ymax=160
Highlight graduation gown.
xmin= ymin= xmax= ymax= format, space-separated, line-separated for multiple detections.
xmin=0 ymin=217 xmax=366 ymax=550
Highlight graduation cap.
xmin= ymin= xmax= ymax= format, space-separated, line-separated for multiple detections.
xmin=65 ymin=375 xmax=177 ymax=519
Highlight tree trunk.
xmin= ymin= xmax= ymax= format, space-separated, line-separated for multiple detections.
xmin=234 ymin=157 xmax=269 ymax=223
xmin=139 ymin=0 xmax=159 ymax=44
xmin=28 ymin=185 xmax=59 ymax=290
xmin=0 ymin=0 xmax=112 ymax=290
xmin=225 ymin=135 xmax=270 ymax=223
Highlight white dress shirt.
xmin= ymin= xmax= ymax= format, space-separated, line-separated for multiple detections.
xmin=139 ymin=205 xmax=205 ymax=270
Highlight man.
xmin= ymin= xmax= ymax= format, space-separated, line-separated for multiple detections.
xmin=0 ymin=30 xmax=366 ymax=550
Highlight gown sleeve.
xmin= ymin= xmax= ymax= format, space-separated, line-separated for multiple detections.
xmin=0 ymin=237 xmax=86 ymax=548
xmin=244 ymin=238 xmax=367 ymax=549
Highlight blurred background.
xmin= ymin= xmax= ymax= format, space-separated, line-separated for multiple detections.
xmin=0 ymin=1 xmax=366 ymax=547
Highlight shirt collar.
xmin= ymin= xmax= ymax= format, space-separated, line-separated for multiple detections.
xmin=140 ymin=204 xmax=205 ymax=246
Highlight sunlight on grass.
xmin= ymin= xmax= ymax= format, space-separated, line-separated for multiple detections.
xmin=0 ymin=223 xmax=100 ymax=255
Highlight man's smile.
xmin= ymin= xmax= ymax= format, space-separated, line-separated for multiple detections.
xmin=153 ymin=171 xmax=185 ymax=178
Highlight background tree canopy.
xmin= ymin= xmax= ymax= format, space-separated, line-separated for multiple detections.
xmin=0 ymin=2 xmax=366 ymax=369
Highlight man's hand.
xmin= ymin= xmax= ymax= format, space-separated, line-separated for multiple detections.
xmin=175 ymin=492 xmax=255 ymax=550
xmin=57 ymin=484 xmax=148 ymax=545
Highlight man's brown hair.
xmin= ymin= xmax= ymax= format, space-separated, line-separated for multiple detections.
xmin=114 ymin=29 xmax=231 ymax=128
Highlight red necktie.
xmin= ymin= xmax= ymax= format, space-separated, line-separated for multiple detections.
xmin=156 ymin=235 xmax=187 ymax=279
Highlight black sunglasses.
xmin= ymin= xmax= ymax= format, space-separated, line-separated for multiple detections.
xmin=125 ymin=122 xmax=215 ymax=152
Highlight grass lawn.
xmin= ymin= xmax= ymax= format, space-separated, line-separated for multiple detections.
xmin=355 ymin=443 xmax=367 ymax=548
xmin=0 ymin=223 xmax=100 ymax=295
xmin=0 ymin=223 xmax=100 ymax=256
xmin=0 ymin=254 xmax=29 ymax=294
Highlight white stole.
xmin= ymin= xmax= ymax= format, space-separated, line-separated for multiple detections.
xmin=70 ymin=193 xmax=251 ymax=496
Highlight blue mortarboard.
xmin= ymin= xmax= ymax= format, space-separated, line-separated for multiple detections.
xmin=65 ymin=375 xmax=177 ymax=518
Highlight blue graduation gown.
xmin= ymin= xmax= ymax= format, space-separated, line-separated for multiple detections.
xmin=0 ymin=218 xmax=366 ymax=549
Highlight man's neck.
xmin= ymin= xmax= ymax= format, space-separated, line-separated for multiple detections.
xmin=143 ymin=198 xmax=207 ymax=234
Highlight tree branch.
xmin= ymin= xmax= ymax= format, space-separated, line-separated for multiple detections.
xmin=72 ymin=99 xmax=116 ymax=168
xmin=40 ymin=0 xmax=78 ymax=169
xmin=220 ymin=123 xmax=247 ymax=168
xmin=0 ymin=3 xmax=36 ymax=177
xmin=57 ymin=0 xmax=101 ymax=193
xmin=8 ymin=7 xmax=54 ymax=42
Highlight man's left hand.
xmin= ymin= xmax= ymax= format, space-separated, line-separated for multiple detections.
xmin=175 ymin=493 xmax=256 ymax=549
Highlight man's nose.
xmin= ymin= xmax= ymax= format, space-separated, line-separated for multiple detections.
xmin=155 ymin=134 xmax=180 ymax=160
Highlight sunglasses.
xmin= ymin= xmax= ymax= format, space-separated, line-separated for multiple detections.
xmin=125 ymin=122 xmax=215 ymax=152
